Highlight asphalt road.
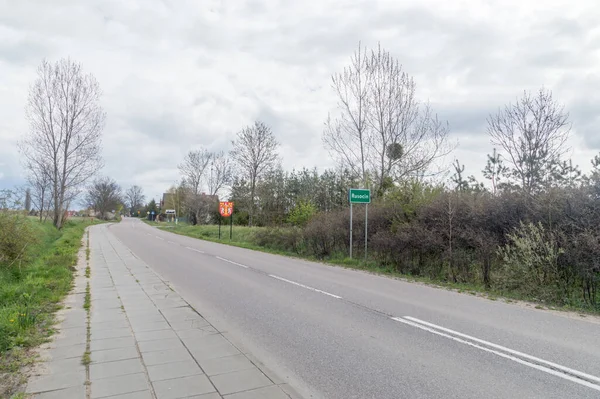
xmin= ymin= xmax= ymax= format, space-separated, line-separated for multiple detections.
xmin=109 ymin=218 xmax=600 ymax=399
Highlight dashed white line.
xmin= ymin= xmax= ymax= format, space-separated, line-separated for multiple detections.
xmin=392 ymin=316 xmax=600 ymax=392
xmin=168 ymin=241 xmax=177 ymax=245
xmin=146 ymin=233 xmax=152 ymax=236
xmin=185 ymin=247 xmax=204 ymax=254
xmin=216 ymin=256 xmax=248 ymax=268
xmin=268 ymin=274 xmax=342 ymax=299
xmin=155 ymin=236 xmax=164 ymax=240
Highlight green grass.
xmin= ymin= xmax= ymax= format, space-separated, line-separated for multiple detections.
xmin=0 ymin=217 xmax=97 ymax=396
xmin=83 ymin=283 xmax=91 ymax=311
xmin=81 ymin=350 xmax=91 ymax=366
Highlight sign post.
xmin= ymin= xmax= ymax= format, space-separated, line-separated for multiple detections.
xmin=219 ymin=201 xmax=234 ymax=240
xmin=348 ymin=189 xmax=371 ymax=260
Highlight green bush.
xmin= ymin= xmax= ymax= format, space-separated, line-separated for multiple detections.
xmin=0 ymin=213 xmax=36 ymax=268
xmin=287 ymin=201 xmax=317 ymax=227
xmin=496 ymin=222 xmax=565 ymax=302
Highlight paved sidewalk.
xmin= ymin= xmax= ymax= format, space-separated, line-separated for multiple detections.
xmin=26 ymin=224 xmax=297 ymax=399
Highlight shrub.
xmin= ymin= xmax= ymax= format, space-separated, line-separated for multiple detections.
xmin=496 ymin=222 xmax=565 ymax=302
xmin=287 ymin=201 xmax=317 ymax=227
xmin=253 ymin=227 xmax=303 ymax=253
xmin=0 ymin=213 xmax=36 ymax=268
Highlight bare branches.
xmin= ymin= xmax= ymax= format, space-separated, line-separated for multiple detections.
xmin=487 ymin=88 xmax=571 ymax=195
xmin=85 ymin=177 xmax=122 ymax=220
xmin=178 ymin=149 xmax=212 ymax=196
xmin=20 ymin=58 xmax=105 ymax=228
xmin=323 ymin=42 xmax=452 ymax=195
xmin=323 ymin=42 xmax=370 ymax=186
xmin=207 ymin=151 xmax=232 ymax=196
xmin=125 ymin=185 xmax=145 ymax=214
xmin=230 ymin=121 xmax=279 ymax=226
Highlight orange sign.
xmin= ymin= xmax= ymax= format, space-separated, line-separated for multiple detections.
xmin=219 ymin=201 xmax=233 ymax=217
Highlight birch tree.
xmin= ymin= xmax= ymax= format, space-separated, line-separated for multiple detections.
xmin=230 ymin=121 xmax=279 ymax=226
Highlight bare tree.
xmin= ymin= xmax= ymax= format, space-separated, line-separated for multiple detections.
xmin=207 ymin=151 xmax=232 ymax=196
xmin=230 ymin=121 xmax=279 ymax=226
xmin=85 ymin=177 xmax=122 ymax=220
xmin=178 ymin=149 xmax=211 ymax=195
xmin=125 ymin=185 xmax=145 ymax=215
xmin=323 ymin=42 xmax=370 ymax=186
xmin=487 ymin=88 xmax=571 ymax=195
xmin=324 ymin=42 xmax=452 ymax=195
xmin=19 ymin=58 xmax=105 ymax=229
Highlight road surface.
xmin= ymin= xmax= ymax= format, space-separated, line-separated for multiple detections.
xmin=109 ymin=218 xmax=600 ymax=399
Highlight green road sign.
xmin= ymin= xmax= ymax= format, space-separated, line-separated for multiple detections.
xmin=349 ymin=188 xmax=371 ymax=204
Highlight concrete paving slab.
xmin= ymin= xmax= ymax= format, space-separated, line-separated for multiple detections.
xmin=90 ymin=358 xmax=145 ymax=380
xmin=56 ymin=327 xmax=86 ymax=339
xmin=90 ymin=319 xmax=130 ymax=331
xmin=169 ymin=318 xmax=211 ymax=331
xmin=137 ymin=337 xmax=185 ymax=353
xmin=182 ymin=333 xmax=230 ymax=350
xmin=91 ymin=327 xmax=132 ymax=340
xmin=90 ymin=336 xmax=136 ymax=351
xmin=134 ymin=329 xmax=178 ymax=342
xmin=90 ymin=313 xmax=128 ymax=324
xmin=176 ymin=327 xmax=219 ymax=340
xmin=223 ymin=385 xmax=289 ymax=399
xmin=131 ymin=321 xmax=170 ymax=332
xmin=92 ymin=346 xmax=139 ymax=363
xmin=200 ymin=354 xmax=255 ymax=377
xmin=104 ymin=390 xmax=154 ymax=399
xmin=188 ymin=341 xmax=240 ymax=361
xmin=187 ymin=393 xmax=222 ymax=399
xmin=146 ymin=359 xmax=203 ymax=382
xmin=91 ymin=372 xmax=149 ymax=398
xmin=141 ymin=346 xmax=194 ymax=366
xmin=209 ymin=369 xmax=271 ymax=395
xmin=31 ymin=385 xmax=86 ymax=399
xmin=26 ymin=371 xmax=86 ymax=393
xmin=47 ymin=343 xmax=86 ymax=360
xmin=152 ymin=374 xmax=215 ymax=399
xmin=51 ymin=334 xmax=87 ymax=348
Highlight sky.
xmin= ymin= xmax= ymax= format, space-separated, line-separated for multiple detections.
xmin=1 ymin=0 xmax=599 ymax=204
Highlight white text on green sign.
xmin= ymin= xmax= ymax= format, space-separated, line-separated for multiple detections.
xmin=349 ymin=189 xmax=371 ymax=203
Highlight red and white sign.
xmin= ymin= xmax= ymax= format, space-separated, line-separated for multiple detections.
xmin=219 ymin=201 xmax=234 ymax=217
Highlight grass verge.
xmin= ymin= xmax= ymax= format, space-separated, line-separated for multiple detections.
xmin=0 ymin=218 xmax=97 ymax=397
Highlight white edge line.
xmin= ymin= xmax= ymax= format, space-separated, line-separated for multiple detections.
xmin=269 ymin=274 xmax=342 ymax=299
xmin=216 ymin=256 xmax=248 ymax=268
xmin=391 ymin=317 xmax=600 ymax=392
xmin=403 ymin=316 xmax=600 ymax=385
xmin=185 ymin=246 xmax=204 ymax=254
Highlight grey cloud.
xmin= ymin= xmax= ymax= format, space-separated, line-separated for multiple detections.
xmin=0 ymin=38 xmax=52 ymax=65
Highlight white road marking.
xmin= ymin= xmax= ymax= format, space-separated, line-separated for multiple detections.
xmin=146 ymin=233 xmax=152 ymax=236
xmin=185 ymin=247 xmax=204 ymax=254
xmin=392 ymin=316 xmax=600 ymax=391
xmin=403 ymin=316 xmax=600 ymax=385
xmin=216 ymin=256 xmax=249 ymax=268
xmin=268 ymin=274 xmax=342 ymax=299
xmin=168 ymin=241 xmax=177 ymax=245
xmin=155 ymin=236 xmax=164 ymax=240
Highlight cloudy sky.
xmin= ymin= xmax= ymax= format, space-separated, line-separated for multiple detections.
xmin=1 ymin=0 xmax=599 ymax=203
